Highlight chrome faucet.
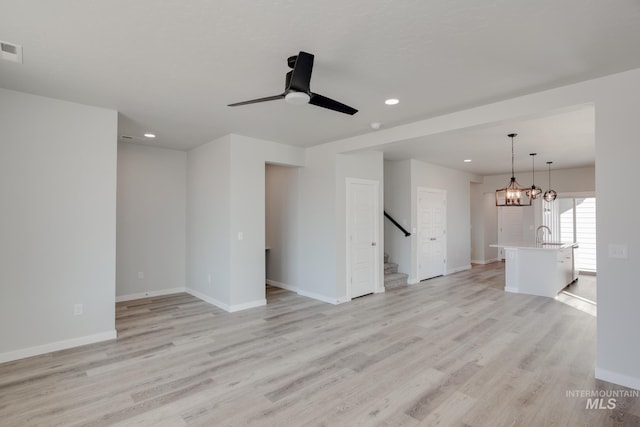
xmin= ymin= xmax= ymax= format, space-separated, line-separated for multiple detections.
xmin=536 ymin=225 xmax=551 ymax=245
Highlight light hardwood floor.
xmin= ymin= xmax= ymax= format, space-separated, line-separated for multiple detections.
xmin=1 ymin=263 xmax=638 ymax=426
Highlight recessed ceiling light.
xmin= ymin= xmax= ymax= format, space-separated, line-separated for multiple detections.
xmin=144 ymin=133 xmax=156 ymax=138
xmin=464 ymin=159 xmax=472 ymax=163
xmin=384 ymin=98 xmax=399 ymax=106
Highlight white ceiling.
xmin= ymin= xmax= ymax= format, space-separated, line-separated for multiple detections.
xmin=1 ymin=0 xmax=639 ymax=174
xmin=381 ymin=105 xmax=595 ymax=175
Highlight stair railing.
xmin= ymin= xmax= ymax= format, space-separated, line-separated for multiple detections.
xmin=384 ymin=211 xmax=411 ymax=237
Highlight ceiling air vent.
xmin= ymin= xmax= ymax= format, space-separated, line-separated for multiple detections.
xmin=1 ymin=41 xmax=23 ymax=63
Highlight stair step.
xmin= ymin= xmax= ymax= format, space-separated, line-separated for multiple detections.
xmin=384 ymin=272 xmax=409 ymax=288
xmin=384 ymin=262 xmax=398 ymax=274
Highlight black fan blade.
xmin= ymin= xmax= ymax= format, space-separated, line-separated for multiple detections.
xmin=228 ymin=94 xmax=284 ymax=107
xmin=309 ymin=93 xmax=358 ymax=115
xmin=288 ymin=51 xmax=314 ymax=93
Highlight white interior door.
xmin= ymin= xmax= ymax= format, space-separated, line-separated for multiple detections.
xmin=417 ymin=188 xmax=446 ymax=281
xmin=498 ymin=207 xmax=523 ymax=259
xmin=347 ymin=178 xmax=379 ymax=299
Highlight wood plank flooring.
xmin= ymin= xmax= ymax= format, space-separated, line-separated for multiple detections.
xmin=1 ymin=263 xmax=639 ymax=426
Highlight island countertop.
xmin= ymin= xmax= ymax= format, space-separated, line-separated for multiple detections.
xmin=490 ymin=242 xmax=578 ymax=250
xmin=490 ymin=242 xmax=578 ymax=298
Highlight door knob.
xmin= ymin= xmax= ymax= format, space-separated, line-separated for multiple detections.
xmin=430 ymin=237 xmax=436 ymax=241
xmin=371 ymin=242 xmax=377 ymax=246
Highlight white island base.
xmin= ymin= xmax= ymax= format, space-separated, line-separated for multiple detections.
xmin=491 ymin=243 xmax=578 ymax=298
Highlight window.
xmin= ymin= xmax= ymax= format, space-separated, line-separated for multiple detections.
xmin=543 ymin=197 xmax=596 ymax=273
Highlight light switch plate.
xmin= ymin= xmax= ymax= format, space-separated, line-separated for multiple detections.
xmin=608 ymin=244 xmax=628 ymax=259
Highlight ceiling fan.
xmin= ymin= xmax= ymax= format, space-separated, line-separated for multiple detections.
xmin=227 ymin=51 xmax=358 ymax=115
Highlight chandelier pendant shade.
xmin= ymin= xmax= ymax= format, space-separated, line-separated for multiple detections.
xmin=543 ymin=161 xmax=557 ymax=202
xmin=496 ymin=133 xmax=532 ymax=207
xmin=527 ymin=153 xmax=542 ymax=199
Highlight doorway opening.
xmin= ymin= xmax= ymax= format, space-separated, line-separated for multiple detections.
xmin=265 ymin=163 xmax=300 ymax=301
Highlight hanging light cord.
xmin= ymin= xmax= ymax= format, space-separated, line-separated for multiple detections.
xmin=531 ymin=155 xmax=535 ymax=184
xmin=510 ymin=136 xmax=515 ymax=178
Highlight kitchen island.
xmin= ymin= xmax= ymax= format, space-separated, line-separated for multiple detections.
xmin=490 ymin=242 xmax=578 ymax=298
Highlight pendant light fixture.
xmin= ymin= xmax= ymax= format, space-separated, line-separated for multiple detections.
xmin=495 ymin=133 xmax=531 ymax=206
xmin=543 ymin=161 xmax=557 ymax=202
xmin=527 ymin=153 xmax=542 ymax=199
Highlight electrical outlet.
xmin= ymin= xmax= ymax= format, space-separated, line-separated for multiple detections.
xmin=238 ymin=232 xmax=244 ymax=240
xmin=74 ymin=304 xmax=83 ymax=316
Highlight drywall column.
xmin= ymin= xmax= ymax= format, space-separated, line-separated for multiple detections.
xmin=187 ymin=136 xmax=232 ymax=307
xmin=187 ymin=134 xmax=304 ymax=311
xmin=594 ymin=69 xmax=640 ymax=389
xmin=0 ymin=88 xmax=117 ymax=362
xmin=297 ymin=145 xmax=339 ymax=302
xmin=228 ymin=136 xmax=268 ymax=309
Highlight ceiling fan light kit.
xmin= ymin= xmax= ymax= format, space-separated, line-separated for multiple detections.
xmin=284 ymin=91 xmax=310 ymax=105
xmin=228 ymin=51 xmax=358 ymax=115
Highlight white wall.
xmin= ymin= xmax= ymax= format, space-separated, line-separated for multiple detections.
xmin=594 ymin=70 xmax=640 ymax=390
xmin=298 ymin=145 xmax=339 ymax=301
xmin=481 ymin=166 xmax=595 ymax=195
xmin=265 ymin=164 xmax=300 ymax=290
xmin=187 ymin=134 xmax=304 ymax=311
xmin=384 ymin=159 xmax=478 ymax=282
xmin=482 ymin=193 xmax=499 ymax=262
xmin=470 ymin=183 xmax=485 ymax=263
xmin=116 ymin=143 xmax=186 ymax=300
xmin=0 ymin=88 xmax=117 ymax=362
xmin=187 ymin=135 xmax=232 ymax=306
xmin=297 ymin=147 xmax=384 ymax=303
xmin=410 ymin=160 xmax=478 ymax=279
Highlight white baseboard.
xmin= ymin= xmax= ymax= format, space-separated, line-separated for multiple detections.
xmin=446 ymin=264 xmax=472 ymax=275
xmin=186 ymin=287 xmax=230 ymax=311
xmin=297 ymin=289 xmax=345 ymax=305
xmin=186 ymin=288 xmax=266 ymax=313
xmin=0 ymin=330 xmax=117 ymax=364
xmin=266 ymin=279 xmax=298 ymax=292
xmin=596 ymin=367 xmax=640 ymax=391
xmin=116 ymin=287 xmax=186 ymax=302
xmin=407 ymin=277 xmax=419 ymax=285
xmin=505 ymin=286 xmax=519 ymax=294
xmin=471 ymin=258 xmax=500 ymax=265
xmin=228 ymin=299 xmax=266 ymax=313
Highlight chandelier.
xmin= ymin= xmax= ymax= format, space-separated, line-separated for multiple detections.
xmin=495 ymin=133 xmax=532 ymax=207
